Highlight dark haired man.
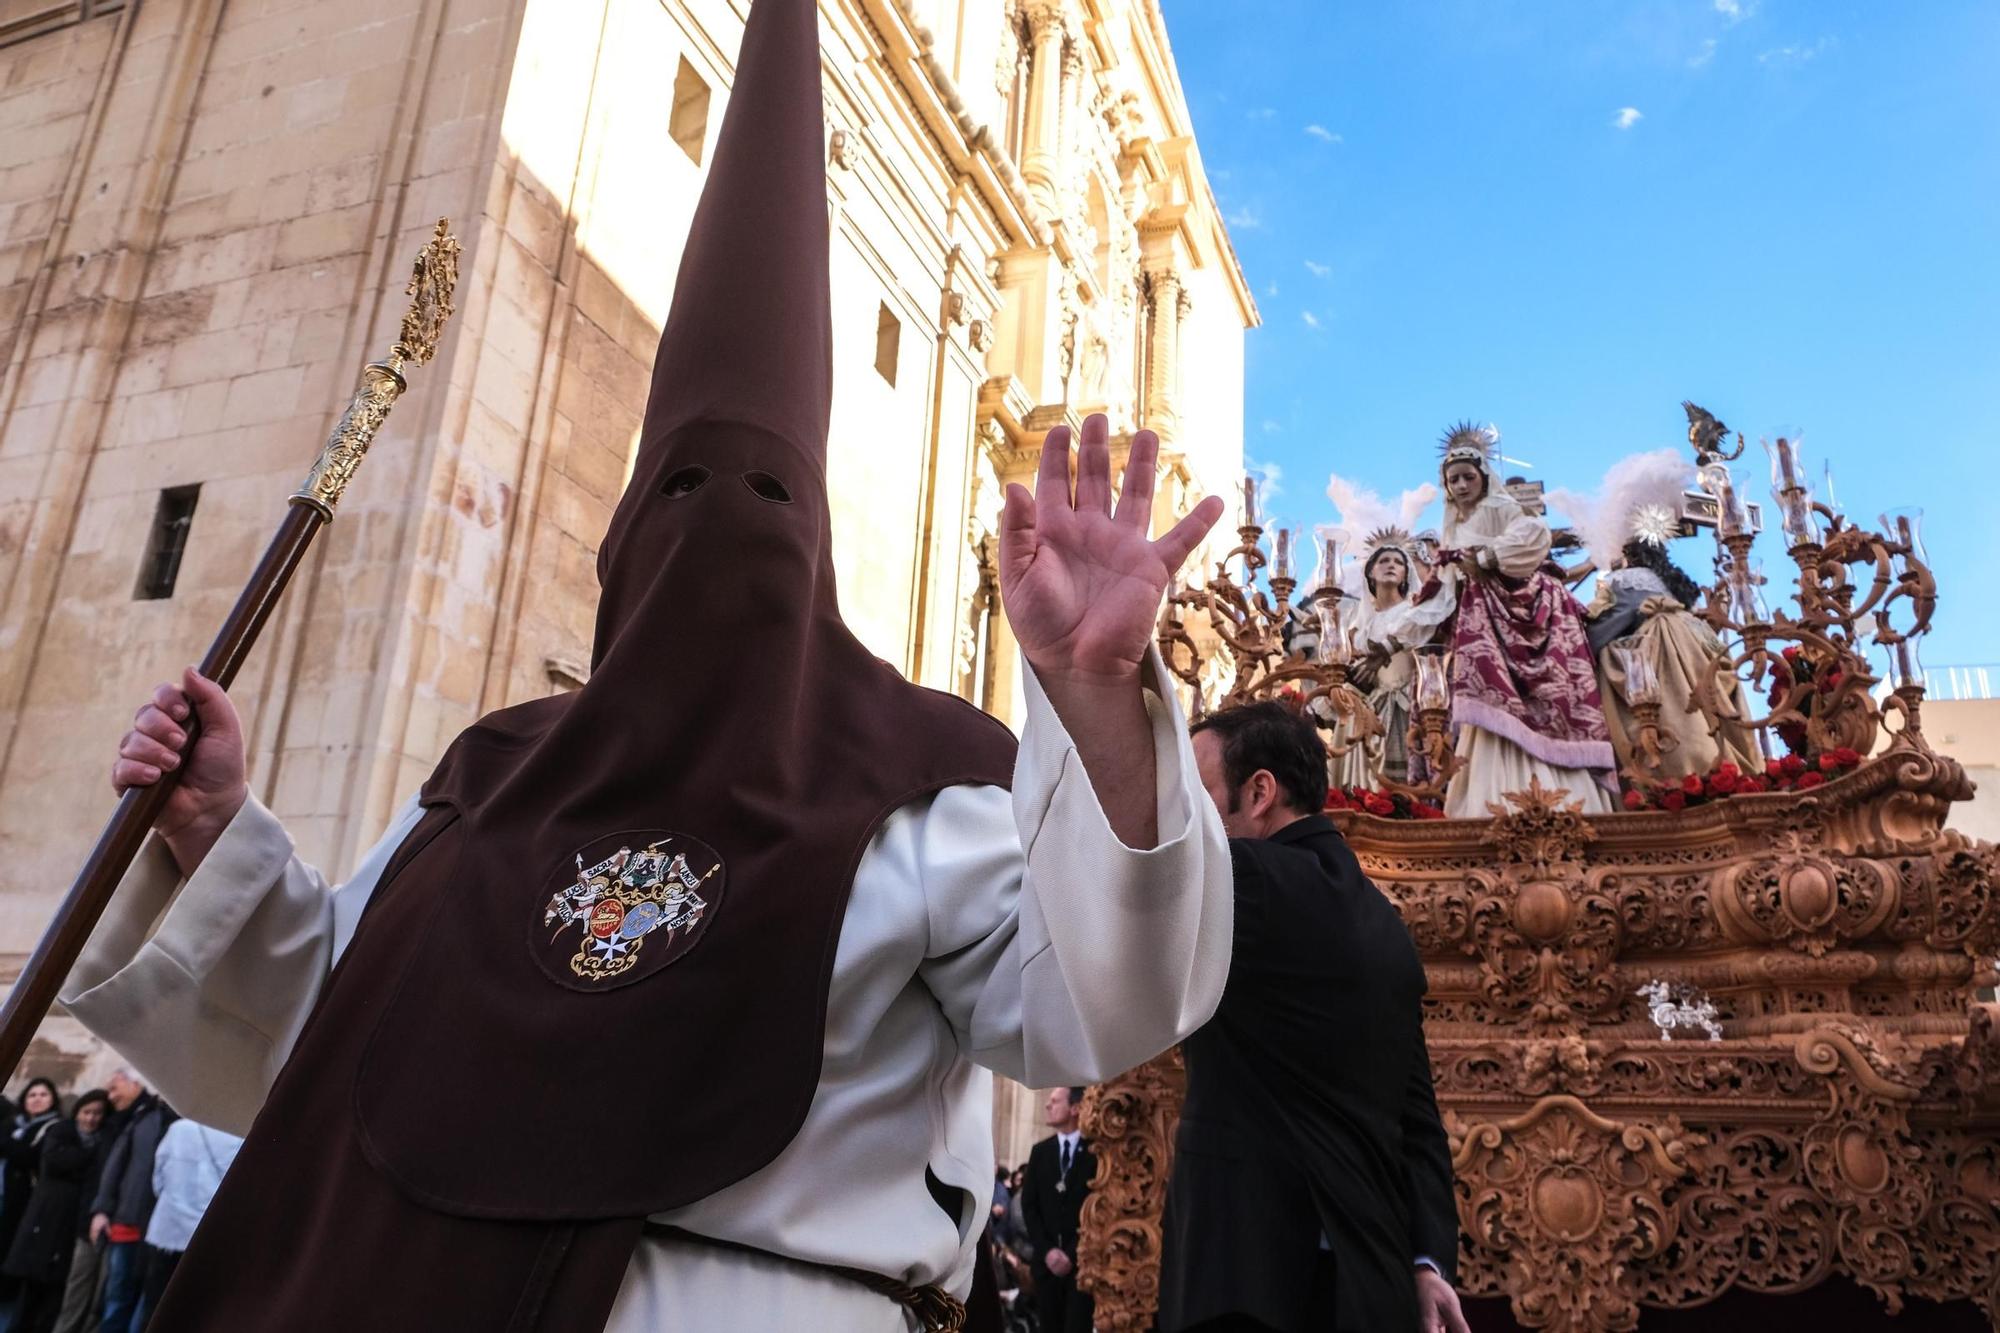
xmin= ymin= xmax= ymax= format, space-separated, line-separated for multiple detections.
xmin=1022 ymin=1085 xmax=1096 ymax=1333
xmin=1161 ymin=701 xmax=1468 ymax=1333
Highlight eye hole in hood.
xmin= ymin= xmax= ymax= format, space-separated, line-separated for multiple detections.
xmin=661 ymin=465 xmax=711 ymax=499
xmin=743 ymin=470 xmax=792 ymax=504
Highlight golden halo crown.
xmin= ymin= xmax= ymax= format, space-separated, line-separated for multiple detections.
xmin=1628 ymin=502 xmax=1680 ymax=549
xmin=1360 ymin=525 xmax=1415 ymax=558
xmin=1437 ymin=419 xmax=1499 ymax=468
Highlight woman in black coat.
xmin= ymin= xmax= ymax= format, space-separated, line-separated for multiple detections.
xmin=0 ymin=1078 xmax=63 ymax=1307
xmin=4 ymin=1090 xmax=110 ymax=1333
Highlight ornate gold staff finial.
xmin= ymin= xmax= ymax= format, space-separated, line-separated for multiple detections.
xmin=292 ymin=218 xmax=462 ymax=517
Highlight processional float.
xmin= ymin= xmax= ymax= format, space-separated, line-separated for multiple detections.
xmin=0 ymin=222 xmax=461 ymax=1076
xmin=1079 ymin=403 xmax=2000 ymax=1329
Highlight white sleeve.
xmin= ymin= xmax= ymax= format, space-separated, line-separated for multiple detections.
xmin=58 ymin=794 xmax=425 ymax=1135
xmin=917 ymin=649 xmax=1233 ymax=1087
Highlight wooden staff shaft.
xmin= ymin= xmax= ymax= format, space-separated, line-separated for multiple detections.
xmin=0 ymin=502 xmax=323 ymax=1075
xmin=0 ymin=220 xmax=458 ymax=1077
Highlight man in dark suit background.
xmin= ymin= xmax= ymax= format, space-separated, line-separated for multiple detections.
xmin=1159 ymin=701 xmax=1469 ymax=1333
xmin=1021 ymin=1085 xmax=1096 ymax=1333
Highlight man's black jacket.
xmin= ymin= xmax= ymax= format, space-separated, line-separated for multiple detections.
xmin=1157 ymin=814 xmax=1457 ymax=1332
xmin=1020 ymin=1131 xmax=1094 ymax=1272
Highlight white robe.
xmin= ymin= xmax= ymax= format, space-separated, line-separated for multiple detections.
xmin=59 ymin=652 xmax=1233 ymax=1331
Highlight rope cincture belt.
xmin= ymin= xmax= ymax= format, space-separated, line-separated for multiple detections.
xmin=643 ymin=1222 xmax=967 ymax=1332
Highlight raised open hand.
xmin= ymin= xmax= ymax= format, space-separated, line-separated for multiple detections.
xmin=999 ymin=413 xmax=1225 ymax=687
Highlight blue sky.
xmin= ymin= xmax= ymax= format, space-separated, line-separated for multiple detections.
xmin=1161 ymin=0 xmax=1999 ymax=670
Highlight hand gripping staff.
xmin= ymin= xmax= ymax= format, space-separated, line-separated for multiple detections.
xmin=0 ymin=220 xmax=461 ymax=1074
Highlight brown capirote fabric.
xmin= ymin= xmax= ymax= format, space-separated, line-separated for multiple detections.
xmin=146 ymin=0 xmax=1015 ymax=1326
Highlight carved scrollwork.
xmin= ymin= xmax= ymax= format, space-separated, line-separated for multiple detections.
xmin=1078 ymin=754 xmax=2000 ymax=1329
xmin=1451 ymin=1097 xmax=1703 ymax=1331
xmin=1078 ymin=1050 xmax=1184 ymax=1331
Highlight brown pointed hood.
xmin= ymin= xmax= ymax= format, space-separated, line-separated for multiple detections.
xmin=340 ymin=0 xmax=1017 ymax=1221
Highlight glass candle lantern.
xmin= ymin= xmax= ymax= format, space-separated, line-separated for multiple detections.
xmin=1316 ymin=606 xmax=1354 ymax=666
xmin=1414 ymin=645 xmax=1451 ymax=710
xmin=1274 ymin=527 xmax=1293 ymax=582
xmin=1716 ymin=470 xmax=1752 ymax=540
xmin=1763 ymin=437 xmax=1818 ymax=547
xmin=1315 ymin=534 xmax=1343 ymax=593
xmin=1726 ymin=557 xmax=1771 ymax=626
xmin=1241 ymin=475 xmax=1259 ymax=528
xmin=1875 ymin=609 xmax=1927 ymax=691
xmin=1882 ymin=506 xmax=1926 ymax=581
xmin=1611 ymin=636 xmax=1662 ymax=706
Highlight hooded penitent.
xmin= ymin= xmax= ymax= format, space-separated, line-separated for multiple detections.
xmin=146 ymin=2 xmax=1016 ymax=1327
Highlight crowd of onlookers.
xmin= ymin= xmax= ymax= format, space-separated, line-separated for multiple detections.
xmin=0 ymin=1073 xmax=239 ymax=1333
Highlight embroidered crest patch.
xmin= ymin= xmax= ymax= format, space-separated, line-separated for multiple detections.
xmin=535 ymin=830 xmax=724 ymax=988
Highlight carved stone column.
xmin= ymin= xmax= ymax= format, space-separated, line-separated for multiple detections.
xmin=1019 ymin=1 xmax=1068 ymax=214
xmin=1143 ymin=268 xmax=1187 ymax=444
xmin=995 ymin=2 xmax=1022 ymax=98
xmin=1059 ymin=31 xmax=1086 ymax=183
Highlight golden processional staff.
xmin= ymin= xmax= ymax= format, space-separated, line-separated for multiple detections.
xmin=0 ymin=219 xmax=462 ymax=1076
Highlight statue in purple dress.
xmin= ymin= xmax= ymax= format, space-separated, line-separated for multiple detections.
xmin=1421 ymin=423 xmax=1617 ymax=817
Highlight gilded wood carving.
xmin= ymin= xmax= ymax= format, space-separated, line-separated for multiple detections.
xmin=1078 ymin=752 xmax=2000 ymax=1330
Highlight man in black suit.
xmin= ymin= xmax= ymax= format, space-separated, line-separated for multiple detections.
xmin=1159 ymin=701 xmax=1469 ymax=1333
xmin=1021 ymin=1085 xmax=1096 ymax=1333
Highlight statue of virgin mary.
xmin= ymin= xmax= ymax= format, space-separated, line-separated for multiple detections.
xmin=1423 ymin=423 xmax=1617 ymax=816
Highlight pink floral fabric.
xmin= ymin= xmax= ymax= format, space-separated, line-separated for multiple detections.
xmin=1449 ymin=566 xmax=1615 ymax=774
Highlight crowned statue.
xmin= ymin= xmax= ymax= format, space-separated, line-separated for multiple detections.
xmin=1320 ymin=478 xmax=1464 ymax=788
xmin=1420 ymin=423 xmax=1618 ymax=815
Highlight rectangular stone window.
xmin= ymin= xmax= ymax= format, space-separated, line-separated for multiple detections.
xmin=135 ymin=484 xmax=199 ymax=601
xmin=874 ymin=302 xmax=900 ymax=387
xmin=0 ymin=0 xmax=126 ymax=50
xmin=670 ymin=56 xmax=710 ymax=166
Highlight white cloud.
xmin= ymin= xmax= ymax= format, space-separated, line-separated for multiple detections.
xmin=1265 ymin=281 xmax=1280 ymax=298
xmin=1224 ymin=204 xmax=1262 ymax=230
xmin=1248 ymin=106 xmax=1277 ymax=120
xmin=1261 ymin=419 xmax=1283 ymax=434
xmin=1689 ymin=37 xmax=1717 ymax=68
xmin=1304 ymin=260 xmax=1331 ymax=278
xmin=1759 ymin=37 xmax=1834 ymax=65
xmin=1714 ymin=0 xmax=1755 ymax=22
xmin=1303 ymin=124 xmax=1342 ymax=143
xmin=1612 ymin=106 xmax=1643 ymax=130
xmin=1300 ymin=311 xmax=1322 ymax=330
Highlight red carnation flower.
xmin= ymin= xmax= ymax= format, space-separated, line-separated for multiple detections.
xmin=1796 ymin=771 xmax=1826 ymax=790
xmin=1782 ymin=645 xmax=1802 ymax=661
xmin=1622 ymin=789 xmax=1647 ymax=811
xmin=1682 ymin=773 xmax=1705 ymax=795
xmin=1715 ymin=763 xmax=1740 ymax=780
xmin=1324 ymin=790 xmax=1349 ymax=810
xmin=1363 ymin=792 xmax=1395 ymax=817
xmin=1765 ymin=759 xmax=1786 ymax=778
xmin=1416 ymin=804 xmax=1446 ymax=819
xmin=1780 ymin=755 xmax=1808 ymax=777
xmin=1660 ymin=790 xmax=1687 ymax=812
xmin=1818 ymin=753 xmax=1841 ymax=772
xmin=1832 ymin=746 xmax=1862 ymax=767
xmin=1709 ymin=769 xmax=1739 ymax=794
xmin=1738 ymin=775 xmax=1767 ymax=793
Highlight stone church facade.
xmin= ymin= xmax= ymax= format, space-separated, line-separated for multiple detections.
xmin=0 ymin=0 xmax=1253 ymax=1160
